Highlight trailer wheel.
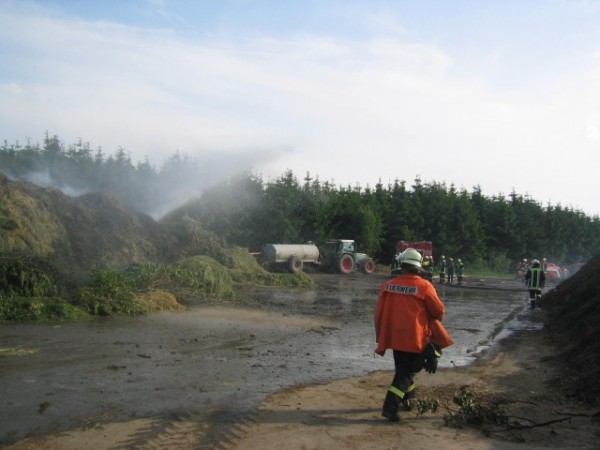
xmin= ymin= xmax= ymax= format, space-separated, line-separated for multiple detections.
xmin=338 ymin=254 xmax=355 ymax=274
xmin=362 ymin=258 xmax=375 ymax=274
xmin=289 ymin=256 xmax=304 ymax=273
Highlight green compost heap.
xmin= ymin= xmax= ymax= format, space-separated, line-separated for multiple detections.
xmin=0 ymin=172 xmax=313 ymax=320
xmin=542 ymin=254 xmax=600 ymax=406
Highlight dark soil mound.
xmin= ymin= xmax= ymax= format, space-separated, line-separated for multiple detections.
xmin=542 ymin=254 xmax=600 ymax=405
xmin=0 ymin=172 xmax=181 ymax=287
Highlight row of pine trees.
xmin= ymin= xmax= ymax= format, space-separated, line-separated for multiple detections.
xmin=2 ymin=134 xmax=599 ymax=272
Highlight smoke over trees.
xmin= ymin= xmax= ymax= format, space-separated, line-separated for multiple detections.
xmin=0 ymin=133 xmax=236 ymax=218
xmin=2 ymin=134 xmax=599 ymax=271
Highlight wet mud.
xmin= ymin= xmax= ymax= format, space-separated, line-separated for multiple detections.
xmin=0 ymin=273 xmax=539 ymax=445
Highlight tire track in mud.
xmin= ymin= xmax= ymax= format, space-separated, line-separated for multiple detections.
xmin=104 ymin=400 xmax=286 ymax=450
xmin=110 ymin=416 xmax=209 ymax=449
xmin=197 ymin=408 xmax=266 ymax=450
xmin=148 ymin=409 xmax=261 ymax=450
xmin=111 ymin=409 xmax=255 ymax=450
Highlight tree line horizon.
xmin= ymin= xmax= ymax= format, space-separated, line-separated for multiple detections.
xmin=2 ymin=133 xmax=599 ymax=272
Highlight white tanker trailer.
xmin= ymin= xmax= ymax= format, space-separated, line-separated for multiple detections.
xmin=260 ymin=240 xmax=375 ymax=275
xmin=260 ymin=243 xmax=321 ymax=273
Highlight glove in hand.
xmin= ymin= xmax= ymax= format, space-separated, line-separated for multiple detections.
xmin=423 ymin=355 xmax=438 ymax=373
xmin=423 ymin=343 xmax=441 ymax=374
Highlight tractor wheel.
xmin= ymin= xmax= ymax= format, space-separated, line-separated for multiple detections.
xmin=288 ymin=256 xmax=304 ymax=273
xmin=362 ymin=258 xmax=375 ymax=274
xmin=338 ymin=254 xmax=355 ymax=274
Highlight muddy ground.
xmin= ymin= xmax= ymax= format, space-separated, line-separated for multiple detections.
xmin=2 ymin=274 xmax=599 ymax=449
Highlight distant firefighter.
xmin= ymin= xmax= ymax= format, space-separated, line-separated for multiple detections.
xmin=455 ymin=258 xmax=465 ymax=285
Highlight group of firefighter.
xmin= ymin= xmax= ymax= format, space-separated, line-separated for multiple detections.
xmin=518 ymin=257 xmax=547 ymax=275
xmin=420 ymin=254 xmax=465 ymax=285
xmin=374 ymin=247 xmax=545 ymax=422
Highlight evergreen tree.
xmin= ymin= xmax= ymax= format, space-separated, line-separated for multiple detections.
xmin=2 ymin=133 xmax=600 ymax=270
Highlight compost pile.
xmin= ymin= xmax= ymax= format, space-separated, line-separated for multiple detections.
xmin=0 ymin=172 xmax=309 ymax=298
xmin=542 ymin=254 xmax=600 ymax=405
xmin=0 ymin=173 xmax=184 ymax=286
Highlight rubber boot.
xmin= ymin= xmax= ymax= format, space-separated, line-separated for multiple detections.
xmin=402 ymin=390 xmax=416 ymax=411
xmin=381 ymin=390 xmax=401 ymax=422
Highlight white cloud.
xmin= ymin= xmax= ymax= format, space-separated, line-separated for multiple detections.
xmin=1 ymin=4 xmax=600 ymax=215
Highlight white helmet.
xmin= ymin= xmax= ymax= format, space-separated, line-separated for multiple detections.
xmin=401 ymin=248 xmax=423 ymax=268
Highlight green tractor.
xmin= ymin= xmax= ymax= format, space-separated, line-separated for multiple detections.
xmin=318 ymin=239 xmax=375 ymax=274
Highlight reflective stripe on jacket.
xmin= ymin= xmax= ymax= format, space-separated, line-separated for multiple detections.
xmin=374 ymin=273 xmax=446 ymax=354
xmin=526 ymin=267 xmax=545 ymax=291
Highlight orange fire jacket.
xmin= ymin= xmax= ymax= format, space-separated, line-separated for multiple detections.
xmin=430 ymin=318 xmax=453 ymax=349
xmin=374 ymin=273 xmax=448 ymax=354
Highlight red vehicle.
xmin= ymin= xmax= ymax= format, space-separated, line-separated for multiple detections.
xmin=517 ymin=261 xmax=564 ymax=283
xmin=544 ymin=263 xmax=562 ymax=282
xmin=396 ymin=240 xmax=433 ymax=259
xmin=391 ymin=240 xmax=433 ymax=275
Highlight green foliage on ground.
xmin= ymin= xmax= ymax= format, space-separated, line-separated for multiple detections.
xmin=125 ymin=256 xmax=235 ymax=303
xmin=0 ymin=257 xmax=88 ymax=322
xmin=77 ymin=265 xmax=187 ymax=317
xmin=0 ymin=257 xmax=60 ymax=297
xmin=78 ymin=267 xmax=142 ymax=316
xmin=161 ymin=255 xmax=236 ymax=300
xmin=1 ymin=244 xmax=313 ymax=321
xmin=78 ymin=257 xmax=235 ymax=315
xmin=0 ymin=294 xmax=88 ymax=321
xmin=225 ymin=246 xmax=314 ymax=287
xmin=124 ymin=248 xmax=313 ymax=307
xmin=444 ymin=387 xmax=510 ymax=427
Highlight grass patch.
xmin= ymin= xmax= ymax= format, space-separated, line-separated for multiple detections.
xmin=466 ymin=271 xmax=515 ymax=279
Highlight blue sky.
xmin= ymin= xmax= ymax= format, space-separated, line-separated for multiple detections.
xmin=1 ymin=0 xmax=600 ymax=216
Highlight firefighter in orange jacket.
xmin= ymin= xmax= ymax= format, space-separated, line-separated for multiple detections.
xmin=374 ymin=248 xmax=451 ymax=422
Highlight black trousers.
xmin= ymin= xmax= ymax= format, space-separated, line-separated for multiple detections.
xmin=391 ymin=350 xmax=425 ymax=395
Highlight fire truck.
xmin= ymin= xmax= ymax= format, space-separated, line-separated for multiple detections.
xmin=391 ymin=240 xmax=433 ymax=275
